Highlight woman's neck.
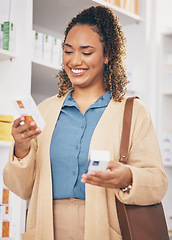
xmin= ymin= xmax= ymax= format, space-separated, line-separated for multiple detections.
xmin=71 ymin=87 xmax=106 ymax=115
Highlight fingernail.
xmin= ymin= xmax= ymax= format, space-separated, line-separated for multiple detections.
xmin=21 ymin=117 xmax=25 ymax=121
xmin=30 ymin=121 xmax=35 ymax=126
xmin=81 ymin=179 xmax=85 ymax=183
xmin=36 ymin=127 xmax=41 ymax=132
xmin=90 ymin=171 xmax=96 ymax=175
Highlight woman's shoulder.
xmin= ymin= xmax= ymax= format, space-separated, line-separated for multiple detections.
xmin=117 ymin=95 xmax=151 ymax=122
xmin=38 ymin=95 xmax=59 ymax=108
xmin=37 ymin=94 xmax=66 ymax=115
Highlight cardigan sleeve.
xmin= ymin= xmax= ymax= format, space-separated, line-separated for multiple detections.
xmin=115 ymin=99 xmax=168 ymax=205
xmin=3 ymin=139 xmax=37 ymax=200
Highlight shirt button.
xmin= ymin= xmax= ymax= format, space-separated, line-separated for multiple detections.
xmin=81 ymin=125 xmax=84 ymax=129
xmin=72 ymin=170 xmax=77 ymax=175
xmin=75 ymin=145 xmax=79 ymax=149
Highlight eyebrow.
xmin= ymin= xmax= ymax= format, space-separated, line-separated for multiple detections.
xmin=64 ymin=43 xmax=95 ymax=49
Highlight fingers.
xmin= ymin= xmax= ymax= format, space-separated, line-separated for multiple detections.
xmin=12 ymin=116 xmax=24 ymax=128
xmin=12 ymin=116 xmax=41 ymax=142
xmin=81 ymin=171 xmax=119 ymax=188
xmin=81 ymin=161 xmax=129 ymax=189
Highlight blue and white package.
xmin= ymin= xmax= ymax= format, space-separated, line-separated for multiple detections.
xmin=85 ymin=150 xmax=110 ymax=174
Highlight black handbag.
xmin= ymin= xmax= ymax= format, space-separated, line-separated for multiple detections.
xmin=116 ymin=97 xmax=169 ymax=240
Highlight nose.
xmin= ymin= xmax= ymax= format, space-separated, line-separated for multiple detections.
xmin=71 ymin=52 xmax=82 ymax=66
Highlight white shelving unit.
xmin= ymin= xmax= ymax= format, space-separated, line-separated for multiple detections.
xmin=0 ymin=49 xmax=15 ymax=61
xmin=0 ymin=0 xmax=32 ymax=239
xmin=158 ymin=31 xmax=172 ymax=234
xmin=92 ymin=0 xmax=142 ymax=25
xmin=32 ymin=58 xmax=59 ymax=71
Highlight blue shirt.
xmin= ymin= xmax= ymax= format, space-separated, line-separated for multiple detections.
xmin=50 ymin=91 xmax=111 ymax=200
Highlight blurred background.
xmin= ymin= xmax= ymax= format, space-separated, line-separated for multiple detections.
xmin=0 ymin=0 xmax=172 ymax=239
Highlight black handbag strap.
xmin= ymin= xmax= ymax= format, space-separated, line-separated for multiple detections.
xmin=116 ymin=96 xmax=139 ymax=240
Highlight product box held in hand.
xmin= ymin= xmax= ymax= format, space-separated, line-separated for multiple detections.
xmin=85 ymin=150 xmax=110 ymax=174
xmin=13 ymin=95 xmax=45 ymax=131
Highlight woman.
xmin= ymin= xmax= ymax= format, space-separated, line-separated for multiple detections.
xmin=3 ymin=5 xmax=168 ymax=240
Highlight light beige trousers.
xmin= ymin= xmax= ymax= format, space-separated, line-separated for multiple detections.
xmin=53 ymin=198 xmax=85 ymax=240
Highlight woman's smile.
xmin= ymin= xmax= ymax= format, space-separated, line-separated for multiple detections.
xmin=70 ymin=68 xmax=88 ymax=76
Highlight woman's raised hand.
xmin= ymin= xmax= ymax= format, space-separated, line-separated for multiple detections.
xmin=81 ymin=161 xmax=132 ymax=189
xmin=12 ymin=116 xmax=41 ymax=159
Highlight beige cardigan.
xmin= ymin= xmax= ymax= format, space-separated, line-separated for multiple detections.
xmin=3 ymin=94 xmax=168 ymax=240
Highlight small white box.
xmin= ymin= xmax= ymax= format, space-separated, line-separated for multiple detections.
xmin=0 ymin=23 xmax=3 ymax=49
xmin=34 ymin=31 xmax=43 ymax=60
xmin=9 ymin=22 xmax=16 ymax=53
xmin=12 ymin=95 xmax=45 ymax=131
xmin=85 ymin=150 xmax=110 ymax=174
xmin=42 ymin=34 xmax=53 ymax=64
xmin=51 ymin=37 xmax=62 ymax=68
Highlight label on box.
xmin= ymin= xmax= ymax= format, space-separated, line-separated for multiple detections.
xmin=12 ymin=95 xmax=45 ymax=131
xmin=85 ymin=150 xmax=110 ymax=174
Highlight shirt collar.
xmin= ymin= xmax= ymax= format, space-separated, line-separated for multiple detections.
xmin=62 ymin=91 xmax=111 ymax=109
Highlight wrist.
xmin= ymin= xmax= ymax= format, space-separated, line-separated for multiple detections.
xmin=14 ymin=144 xmax=30 ymax=159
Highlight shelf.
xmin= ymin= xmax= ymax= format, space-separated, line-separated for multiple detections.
xmin=162 ymin=91 xmax=172 ymax=96
xmin=32 ymin=58 xmax=60 ymax=70
xmin=0 ymin=49 xmax=16 ymax=61
xmin=163 ymin=30 xmax=172 ymax=37
xmin=92 ymin=0 xmax=142 ymax=25
xmin=163 ymin=162 xmax=172 ymax=167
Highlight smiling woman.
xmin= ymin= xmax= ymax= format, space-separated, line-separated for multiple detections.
xmin=58 ymin=5 xmax=128 ymax=102
xmin=3 ymin=5 xmax=168 ymax=240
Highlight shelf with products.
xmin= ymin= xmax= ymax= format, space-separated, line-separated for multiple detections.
xmin=0 ymin=0 xmax=33 ymax=238
xmin=161 ymin=33 xmax=172 ymax=95
xmin=158 ymin=30 xmax=172 ymax=233
xmin=92 ymin=0 xmax=142 ymax=25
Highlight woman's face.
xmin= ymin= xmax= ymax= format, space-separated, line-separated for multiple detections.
xmin=63 ymin=24 xmax=107 ymax=90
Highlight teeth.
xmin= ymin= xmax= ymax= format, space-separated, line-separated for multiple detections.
xmin=71 ymin=69 xmax=86 ymax=74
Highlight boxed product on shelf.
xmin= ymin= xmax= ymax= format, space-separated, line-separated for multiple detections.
xmin=42 ymin=34 xmax=53 ymax=64
xmin=2 ymin=21 xmax=16 ymax=52
xmin=0 ymin=114 xmax=14 ymax=142
xmin=9 ymin=23 xmax=16 ymax=52
xmin=105 ymin=0 xmax=139 ymax=14
xmin=0 ymin=115 xmax=14 ymax=123
xmin=33 ymin=30 xmax=62 ymax=68
xmin=163 ymin=54 xmax=172 ymax=93
xmin=52 ymin=37 xmax=62 ymax=68
xmin=33 ymin=31 xmax=43 ymax=60
xmin=0 ymin=24 xmax=3 ymax=49
xmin=0 ymin=122 xmax=12 ymax=135
xmin=0 ymin=178 xmax=11 ymax=238
xmin=163 ymin=132 xmax=172 ymax=165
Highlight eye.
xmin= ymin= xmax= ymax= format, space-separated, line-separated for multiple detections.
xmin=64 ymin=51 xmax=73 ymax=54
xmin=82 ymin=52 xmax=93 ymax=56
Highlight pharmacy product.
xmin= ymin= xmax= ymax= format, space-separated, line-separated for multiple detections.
xmin=85 ymin=150 xmax=110 ymax=174
xmin=13 ymin=95 xmax=45 ymax=131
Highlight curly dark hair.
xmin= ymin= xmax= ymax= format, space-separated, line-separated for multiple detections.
xmin=57 ymin=5 xmax=128 ymax=101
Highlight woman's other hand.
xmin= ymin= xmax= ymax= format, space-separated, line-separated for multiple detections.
xmin=81 ymin=161 xmax=132 ymax=189
xmin=12 ymin=116 xmax=41 ymax=159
